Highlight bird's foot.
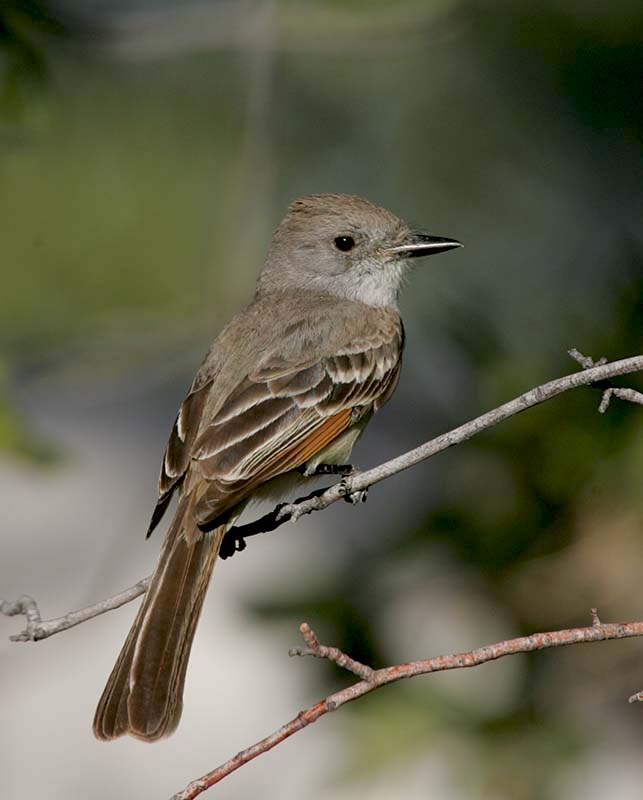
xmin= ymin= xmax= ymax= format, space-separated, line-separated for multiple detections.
xmin=219 ymin=533 xmax=247 ymax=560
xmin=343 ymin=485 xmax=368 ymax=504
xmin=339 ymin=469 xmax=367 ymax=504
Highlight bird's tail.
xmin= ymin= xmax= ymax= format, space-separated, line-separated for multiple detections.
xmin=93 ymin=499 xmax=224 ymax=742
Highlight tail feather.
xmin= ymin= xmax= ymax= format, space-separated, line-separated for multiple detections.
xmin=93 ymin=501 xmax=224 ymax=742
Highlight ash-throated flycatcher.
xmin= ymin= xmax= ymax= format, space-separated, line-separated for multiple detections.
xmin=93 ymin=193 xmax=461 ymax=742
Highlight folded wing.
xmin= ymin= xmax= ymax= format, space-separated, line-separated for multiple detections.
xmin=147 ymin=314 xmax=404 ymax=536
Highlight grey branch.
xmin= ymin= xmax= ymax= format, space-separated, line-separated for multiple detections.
xmin=599 ymin=387 xmax=643 ymax=414
xmin=2 ymin=351 xmax=642 ymax=643
xmin=568 ymin=348 xmax=608 ymax=370
xmin=171 ymin=614 xmax=643 ymax=798
xmin=1 ymin=579 xmax=150 ymax=642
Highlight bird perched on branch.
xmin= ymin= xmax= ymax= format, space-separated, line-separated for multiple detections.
xmin=93 ymin=193 xmax=461 ymax=742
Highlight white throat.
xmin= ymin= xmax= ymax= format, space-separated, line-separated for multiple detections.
xmin=300 ymin=259 xmax=406 ymax=309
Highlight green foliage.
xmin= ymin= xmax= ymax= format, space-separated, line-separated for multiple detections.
xmin=0 ymin=0 xmax=66 ymax=120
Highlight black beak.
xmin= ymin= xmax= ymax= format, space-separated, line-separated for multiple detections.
xmin=385 ymin=233 xmax=463 ymax=258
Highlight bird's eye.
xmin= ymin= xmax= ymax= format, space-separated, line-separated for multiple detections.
xmin=334 ymin=236 xmax=355 ymax=252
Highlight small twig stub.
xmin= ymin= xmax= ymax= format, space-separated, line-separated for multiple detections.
xmin=290 ymin=623 xmax=376 ymax=682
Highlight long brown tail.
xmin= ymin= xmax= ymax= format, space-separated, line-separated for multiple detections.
xmin=93 ymin=501 xmax=224 ymax=742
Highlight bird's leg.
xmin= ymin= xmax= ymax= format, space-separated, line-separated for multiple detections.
xmin=297 ymin=463 xmax=367 ymax=503
xmin=219 ymin=462 xmax=372 ymax=559
xmin=219 ymin=486 xmax=331 ymax=560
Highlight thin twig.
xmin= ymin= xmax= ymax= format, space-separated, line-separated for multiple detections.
xmin=568 ymin=348 xmax=608 ymax=370
xmin=170 ymin=615 xmax=643 ymax=799
xmin=2 ymin=352 xmax=642 ymax=642
xmin=1 ymin=578 xmax=150 ymax=642
xmin=288 ymin=622 xmax=376 ymax=681
xmin=599 ymin=387 xmax=643 ymax=414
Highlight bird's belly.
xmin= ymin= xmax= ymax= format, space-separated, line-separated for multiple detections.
xmin=302 ymin=422 xmax=364 ymax=473
xmin=248 ymin=419 xmax=368 ymax=509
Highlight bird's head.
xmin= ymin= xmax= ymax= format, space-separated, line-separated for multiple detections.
xmin=258 ymin=193 xmax=462 ymax=308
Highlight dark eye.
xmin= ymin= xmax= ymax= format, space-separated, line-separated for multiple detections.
xmin=334 ymin=236 xmax=355 ymax=252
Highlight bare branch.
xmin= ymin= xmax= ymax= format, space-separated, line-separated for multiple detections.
xmin=2 ymin=352 xmax=642 ymax=642
xmin=568 ymin=348 xmax=608 ymax=370
xmin=170 ymin=615 xmax=643 ymax=799
xmin=1 ymin=579 xmax=150 ymax=642
xmin=599 ymin=387 xmax=643 ymax=414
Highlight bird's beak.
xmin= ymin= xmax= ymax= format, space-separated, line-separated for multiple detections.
xmin=384 ymin=232 xmax=463 ymax=258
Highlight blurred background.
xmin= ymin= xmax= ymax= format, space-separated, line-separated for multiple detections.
xmin=1 ymin=1 xmax=642 ymax=798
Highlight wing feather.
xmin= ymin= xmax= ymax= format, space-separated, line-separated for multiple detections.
xmin=147 ymin=381 xmax=211 ymax=538
xmin=148 ymin=310 xmax=404 ymax=536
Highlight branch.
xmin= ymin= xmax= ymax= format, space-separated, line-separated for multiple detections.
xmin=0 ymin=578 xmax=150 ymax=642
xmin=170 ymin=614 xmax=643 ymax=799
xmin=2 ymin=352 xmax=642 ymax=641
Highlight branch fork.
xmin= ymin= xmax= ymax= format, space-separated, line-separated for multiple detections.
xmin=1 ymin=596 xmax=44 ymax=642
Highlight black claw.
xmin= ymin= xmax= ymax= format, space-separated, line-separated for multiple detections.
xmin=343 ymin=487 xmax=368 ymax=505
xmin=220 ymin=533 xmax=247 ymax=560
xmin=219 ymin=537 xmax=234 ymax=560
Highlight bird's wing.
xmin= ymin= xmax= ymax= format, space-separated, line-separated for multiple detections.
xmin=190 ymin=328 xmax=403 ymax=528
xmin=146 ymin=377 xmax=213 ymax=537
xmin=148 ymin=314 xmax=403 ymax=537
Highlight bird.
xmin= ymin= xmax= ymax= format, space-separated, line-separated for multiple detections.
xmin=93 ymin=193 xmax=461 ymax=742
